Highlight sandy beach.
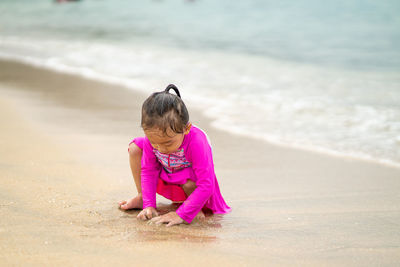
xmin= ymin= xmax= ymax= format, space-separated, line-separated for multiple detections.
xmin=1 ymin=59 xmax=400 ymax=266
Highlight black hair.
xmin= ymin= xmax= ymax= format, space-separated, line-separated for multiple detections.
xmin=141 ymin=84 xmax=189 ymax=135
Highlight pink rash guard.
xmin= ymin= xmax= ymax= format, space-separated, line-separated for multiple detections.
xmin=140 ymin=125 xmax=231 ymax=223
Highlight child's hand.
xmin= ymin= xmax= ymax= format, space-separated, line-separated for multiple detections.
xmin=137 ymin=207 xmax=159 ymax=221
xmin=150 ymin=211 xmax=184 ymax=227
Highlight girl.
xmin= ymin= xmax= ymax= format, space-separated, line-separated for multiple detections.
xmin=118 ymin=84 xmax=231 ymax=226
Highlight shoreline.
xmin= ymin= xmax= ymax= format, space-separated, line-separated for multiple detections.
xmin=1 ymin=56 xmax=399 ymax=169
xmin=1 ymin=58 xmax=400 ymax=266
xmin=212 ymin=122 xmax=400 ymax=170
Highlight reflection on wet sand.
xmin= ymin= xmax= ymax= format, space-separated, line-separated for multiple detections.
xmin=117 ymin=203 xmax=220 ymax=243
xmin=72 ymin=200 xmax=222 ymax=243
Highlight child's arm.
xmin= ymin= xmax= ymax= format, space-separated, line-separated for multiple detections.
xmin=149 ymin=140 xmax=214 ymax=226
xmin=175 ymin=133 xmax=215 ymax=223
xmin=149 ymin=132 xmax=214 ymax=226
xmin=137 ymin=138 xmax=160 ymax=217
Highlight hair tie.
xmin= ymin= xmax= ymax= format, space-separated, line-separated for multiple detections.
xmin=164 ymin=84 xmax=181 ymax=98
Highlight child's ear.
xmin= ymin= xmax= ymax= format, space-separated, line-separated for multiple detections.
xmin=184 ymin=123 xmax=192 ymax=135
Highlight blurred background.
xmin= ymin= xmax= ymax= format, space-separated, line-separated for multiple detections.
xmin=0 ymin=0 xmax=399 ymax=166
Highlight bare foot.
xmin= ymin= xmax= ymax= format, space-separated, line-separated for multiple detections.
xmin=195 ymin=210 xmax=205 ymax=220
xmin=118 ymin=194 xmax=143 ymax=210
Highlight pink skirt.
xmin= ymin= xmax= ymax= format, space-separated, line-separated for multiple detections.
xmin=129 ymin=137 xmax=187 ymax=202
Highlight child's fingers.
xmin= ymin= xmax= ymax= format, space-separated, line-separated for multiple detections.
xmin=137 ymin=208 xmax=159 ymax=221
xmin=145 ymin=209 xmax=153 ymax=219
xmin=137 ymin=210 xmax=149 ymax=220
xmin=153 ymin=210 xmax=159 ymax=217
xmin=137 ymin=211 xmax=145 ymax=220
xmin=166 ymin=221 xmax=176 ymax=227
xmin=155 ymin=217 xmax=167 ymax=225
xmin=149 ymin=217 xmax=163 ymax=225
xmin=150 ymin=216 xmax=161 ymax=223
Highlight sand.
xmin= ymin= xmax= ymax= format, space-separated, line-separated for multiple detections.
xmin=1 ymin=59 xmax=400 ymax=266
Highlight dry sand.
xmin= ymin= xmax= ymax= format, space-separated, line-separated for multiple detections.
xmin=1 ymin=59 xmax=400 ymax=266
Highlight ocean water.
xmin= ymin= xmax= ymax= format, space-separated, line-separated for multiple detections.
xmin=1 ymin=0 xmax=400 ymax=167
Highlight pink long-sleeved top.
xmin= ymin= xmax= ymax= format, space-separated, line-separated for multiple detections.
xmin=141 ymin=125 xmax=231 ymax=223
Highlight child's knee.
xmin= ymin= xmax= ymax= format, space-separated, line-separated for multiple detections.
xmin=182 ymin=179 xmax=196 ymax=193
xmin=128 ymin=143 xmax=143 ymax=159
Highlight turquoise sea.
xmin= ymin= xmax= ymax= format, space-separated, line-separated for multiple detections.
xmin=1 ymin=0 xmax=399 ymax=166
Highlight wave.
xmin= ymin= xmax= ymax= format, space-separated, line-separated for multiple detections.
xmin=1 ymin=35 xmax=399 ymax=169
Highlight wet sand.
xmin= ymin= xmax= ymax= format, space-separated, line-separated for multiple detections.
xmin=1 ymin=59 xmax=400 ymax=266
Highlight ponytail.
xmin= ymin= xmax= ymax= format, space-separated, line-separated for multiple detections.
xmin=164 ymin=84 xmax=181 ymax=98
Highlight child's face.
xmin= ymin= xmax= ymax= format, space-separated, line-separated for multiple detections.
xmin=144 ymin=125 xmax=191 ymax=154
